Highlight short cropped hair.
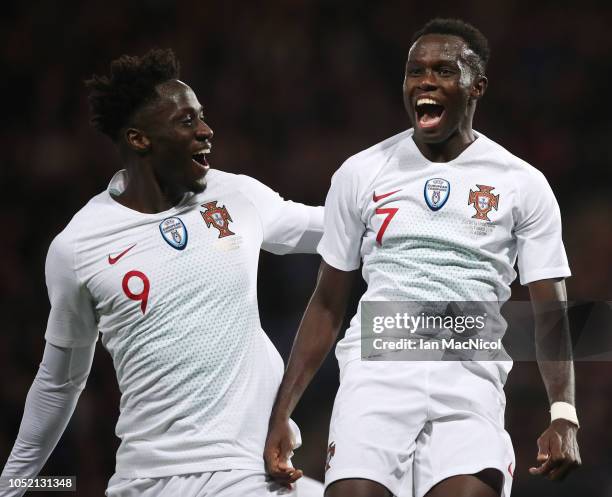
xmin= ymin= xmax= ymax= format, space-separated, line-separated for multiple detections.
xmin=85 ymin=48 xmax=180 ymax=140
xmin=412 ymin=18 xmax=490 ymax=74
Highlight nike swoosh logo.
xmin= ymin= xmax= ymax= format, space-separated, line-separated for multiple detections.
xmin=373 ymin=189 xmax=402 ymax=202
xmin=108 ymin=243 xmax=137 ymax=265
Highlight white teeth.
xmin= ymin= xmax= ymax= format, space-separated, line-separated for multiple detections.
xmin=416 ymin=98 xmax=441 ymax=107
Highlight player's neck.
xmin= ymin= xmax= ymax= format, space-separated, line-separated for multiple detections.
xmin=112 ymin=164 xmax=185 ymax=214
xmin=413 ymin=127 xmax=476 ymax=163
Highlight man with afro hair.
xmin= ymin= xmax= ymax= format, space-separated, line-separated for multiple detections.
xmin=1 ymin=49 xmax=324 ymax=497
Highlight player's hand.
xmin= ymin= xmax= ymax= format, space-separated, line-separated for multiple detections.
xmin=529 ymin=418 xmax=581 ymax=480
xmin=264 ymin=417 xmax=303 ymax=488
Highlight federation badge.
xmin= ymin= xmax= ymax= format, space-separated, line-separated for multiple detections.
xmin=200 ymin=201 xmax=235 ymax=238
xmin=424 ymin=178 xmax=451 ymax=211
xmin=468 ymin=185 xmax=499 ymax=221
xmin=159 ymin=217 xmax=188 ymax=250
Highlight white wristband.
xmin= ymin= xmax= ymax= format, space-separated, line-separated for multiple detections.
xmin=550 ymin=401 xmax=579 ymax=427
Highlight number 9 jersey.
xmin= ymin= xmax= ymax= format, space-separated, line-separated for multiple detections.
xmin=43 ymin=169 xmax=323 ymax=478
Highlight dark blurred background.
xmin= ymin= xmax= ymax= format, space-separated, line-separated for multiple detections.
xmin=1 ymin=0 xmax=611 ymax=496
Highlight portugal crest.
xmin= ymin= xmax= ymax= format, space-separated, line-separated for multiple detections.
xmin=468 ymin=185 xmax=499 ymax=221
xmin=159 ymin=217 xmax=188 ymax=250
xmin=424 ymin=178 xmax=451 ymax=211
xmin=200 ymin=201 xmax=235 ymax=238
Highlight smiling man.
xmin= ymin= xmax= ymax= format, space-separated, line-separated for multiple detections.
xmin=0 ymin=49 xmax=323 ymax=497
xmin=265 ymin=18 xmax=580 ymax=497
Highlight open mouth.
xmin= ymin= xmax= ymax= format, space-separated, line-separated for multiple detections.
xmin=192 ymin=150 xmax=210 ymax=169
xmin=415 ymin=98 xmax=445 ymax=130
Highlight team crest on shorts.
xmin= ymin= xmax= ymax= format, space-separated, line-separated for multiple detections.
xmin=468 ymin=185 xmax=499 ymax=221
xmin=424 ymin=178 xmax=450 ymax=211
xmin=159 ymin=217 xmax=188 ymax=250
xmin=325 ymin=441 xmax=336 ymax=472
xmin=200 ymin=201 xmax=235 ymax=238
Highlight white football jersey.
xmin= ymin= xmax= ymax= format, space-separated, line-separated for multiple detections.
xmin=318 ymin=129 xmax=570 ymax=376
xmin=44 ymin=169 xmax=323 ymax=478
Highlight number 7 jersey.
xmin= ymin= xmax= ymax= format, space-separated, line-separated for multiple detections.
xmin=43 ymin=169 xmax=323 ymax=478
xmin=317 ymin=129 xmax=570 ymax=373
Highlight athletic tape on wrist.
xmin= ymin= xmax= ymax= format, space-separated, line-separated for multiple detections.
xmin=550 ymin=401 xmax=579 ymax=427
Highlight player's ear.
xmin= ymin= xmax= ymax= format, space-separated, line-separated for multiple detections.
xmin=125 ymin=128 xmax=151 ymax=154
xmin=471 ymin=75 xmax=488 ymax=100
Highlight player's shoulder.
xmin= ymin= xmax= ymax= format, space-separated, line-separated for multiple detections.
xmin=330 ymin=130 xmax=411 ymax=195
xmin=198 ymin=169 xmax=282 ymax=216
xmin=46 ymin=190 xmax=108 ymax=265
xmin=205 ymin=168 xmax=237 ymax=183
xmin=477 ymin=131 xmax=549 ymax=184
xmin=340 ymin=129 xmax=411 ymax=174
xmin=203 ymin=168 xmax=269 ymax=194
xmin=70 ymin=190 xmax=113 ymax=228
xmin=45 ymin=191 xmax=112 ymax=284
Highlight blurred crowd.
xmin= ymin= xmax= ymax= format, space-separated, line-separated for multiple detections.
xmin=0 ymin=1 xmax=610 ymax=496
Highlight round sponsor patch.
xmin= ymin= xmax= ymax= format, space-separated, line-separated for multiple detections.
xmin=424 ymin=178 xmax=450 ymax=211
xmin=159 ymin=217 xmax=188 ymax=250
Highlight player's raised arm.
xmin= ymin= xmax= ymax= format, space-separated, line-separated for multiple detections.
xmin=289 ymin=204 xmax=324 ymax=254
xmin=264 ymin=261 xmax=356 ymax=483
xmin=527 ymin=279 xmax=581 ymax=481
xmin=237 ymin=174 xmax=324 ymax=255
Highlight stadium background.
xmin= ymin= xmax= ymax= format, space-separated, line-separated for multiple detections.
xmin=1 ymin=1 xmax=610 ymax=495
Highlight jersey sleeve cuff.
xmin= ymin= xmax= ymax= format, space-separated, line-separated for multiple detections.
xmin=317 ymin=248 xmax=360 ymax=272
xmin=519 ymin=267 xmax=571 ymax=286
xmin=45 ymin=332 xmax=99 ymax=348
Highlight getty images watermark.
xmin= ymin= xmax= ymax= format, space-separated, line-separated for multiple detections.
xmin=372 ymin=310 xmax=495 ymax=350
xmin=361 ymin=301 xmax=612 ymax=361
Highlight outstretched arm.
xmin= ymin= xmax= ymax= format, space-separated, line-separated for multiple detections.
xmin=289 ymin=205 xmax=324 ymax=254
xmin=0 ymin=342 xmax=95 ymax=497
xmin=236 ymin=174 xmax=324 ymax=255
xmin=264 ymin=261 xmax=356 ymax=484
xmin=527 ymin=278 xmax=581 ymax=481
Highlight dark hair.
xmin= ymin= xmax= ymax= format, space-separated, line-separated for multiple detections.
xmin=412 ymin=18 xmax=490 ymax=74
xmin=85 ymin=48 xmax=180 ymax=140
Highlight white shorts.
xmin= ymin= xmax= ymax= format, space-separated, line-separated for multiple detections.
xmin=325 ymin=360 xmax=515 ymax=497
xmin=106 ymin=470 xmax=324 ymax=497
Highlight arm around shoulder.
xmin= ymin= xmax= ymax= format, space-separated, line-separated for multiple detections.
xmin=238 ymin=174 xmax=324 ymax=255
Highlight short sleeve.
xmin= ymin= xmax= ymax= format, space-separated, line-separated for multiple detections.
xmin=514 ymin=170 xmax=571 ymax=285
xmin=317 ymin=162 xmax=365 ymax=271
xmin=44 ymin=233 xmax=99 ymax=347
xmin=239 ymin=175 xmax=321 ymax=255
